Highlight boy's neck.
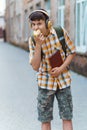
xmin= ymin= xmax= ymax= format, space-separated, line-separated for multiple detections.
xmin=44 ymin=29 xmax=50 ymax=37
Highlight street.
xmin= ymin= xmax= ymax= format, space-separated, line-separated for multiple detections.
xmin=0 ymin=41 xmax=87 ymax=130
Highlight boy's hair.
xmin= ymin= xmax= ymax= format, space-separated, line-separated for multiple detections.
xmin=29 ymin=9 xmax=49 ymax=22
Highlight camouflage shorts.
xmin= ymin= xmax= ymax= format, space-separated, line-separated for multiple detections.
xmin=37 ymin=86 xmax=73 ymax=122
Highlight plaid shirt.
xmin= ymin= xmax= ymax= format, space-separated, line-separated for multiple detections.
xmin=29 ymin=28 xmax=76 ymax=90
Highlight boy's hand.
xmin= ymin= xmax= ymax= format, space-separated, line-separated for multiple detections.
xmin=50 ymin=67 xmax=63 ymax=77
xmin=34 ymin=30 xmax=45 ymax=45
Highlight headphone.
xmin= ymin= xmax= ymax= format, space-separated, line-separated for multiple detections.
xmin=29 ymin=9 xmax=52 ymax=29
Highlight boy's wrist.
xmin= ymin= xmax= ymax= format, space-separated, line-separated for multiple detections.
xmin=36 ymin=43 xmax=42 ymax=47
xmin=35 ymin=43 xmax=42 ymax=52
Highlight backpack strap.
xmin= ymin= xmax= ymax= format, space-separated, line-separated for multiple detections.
xmin=54 ymin=26 xmax=67 ymax=57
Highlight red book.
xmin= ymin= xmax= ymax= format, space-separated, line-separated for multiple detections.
xmin=49 ymin=50 xmax=63 ymax=68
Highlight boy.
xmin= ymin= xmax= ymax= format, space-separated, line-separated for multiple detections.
xmin=28 ymin=9 xmax=76 ymax=130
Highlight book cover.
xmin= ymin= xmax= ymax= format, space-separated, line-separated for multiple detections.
xmin=49 ymin=50 xmax=63 ymax=68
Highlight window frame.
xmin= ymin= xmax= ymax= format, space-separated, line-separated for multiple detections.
xmin=76 ymin=0 xmax=87 ymax=53
xmin=57 ymin=0 xmax=65 ymax=27
xmin=45 ymin=0 xmax=51 ymax=16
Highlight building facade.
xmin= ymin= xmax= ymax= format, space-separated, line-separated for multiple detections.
xmin=5 ymin=0 xmax=24 ymax=46
xmin=5 ymin=0 xmax=87 ymax=76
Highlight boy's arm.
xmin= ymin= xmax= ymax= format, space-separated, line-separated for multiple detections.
xmin=50 ymin=28 xmax=76 ymax=77
xmin=30 ymin=43 xmax=42 ymax=71
xmin=59 ymin=52 xmax=76 ymax=71
xmin=29 ymin=33 xmax=44 ymax=71
xmin=50 ymin=53 xmax=76 ymax=77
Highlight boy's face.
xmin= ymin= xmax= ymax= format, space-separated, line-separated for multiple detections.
xmin=31 ymin=19 xmax=48 ymax=36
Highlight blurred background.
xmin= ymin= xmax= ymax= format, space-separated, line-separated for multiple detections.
xmin=0 ymin=0 xmax=87 ymax=130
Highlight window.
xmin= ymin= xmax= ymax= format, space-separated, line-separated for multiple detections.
xmin=58 ymin=0 xmax=65 ymax=27
xmin=24 ymin=10 xmax=29 ymax=42
xmin=10 ymin=17 xmax=14 ymax=41
xmin=59 ymin=0 xmax=65 ymax=6
xmin=83 ymin=5 xmax=87 ymax=46
xmin=36 ymin=2 xmax=41 ymax=9
xmin=76 ymin=0 xmax=87 ymax=52
xmin=16 ymin=14 xmax=21 ymax=42
xmin=30 ymin=6 xmax=33 ymax=12
xmin=45 ymin=0 xmax=50 ymax=16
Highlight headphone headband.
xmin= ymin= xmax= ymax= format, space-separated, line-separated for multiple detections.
xmin=29 ymin=9 xmax=49 ymax=19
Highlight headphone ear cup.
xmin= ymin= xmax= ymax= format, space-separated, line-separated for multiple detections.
xmin=46 ymin=19 xmax=48 ymax=29
xmin=46 ymin=19 xmax=52 ymax=29
xmin=47 ymin=20 xmax=52 ymax=29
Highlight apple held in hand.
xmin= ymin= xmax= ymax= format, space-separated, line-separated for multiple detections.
xmin=33 ymin=30 xmax=41 ymax=37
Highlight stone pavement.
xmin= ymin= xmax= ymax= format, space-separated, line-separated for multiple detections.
xmin=0 ymin=41 xmax=87 ymax=130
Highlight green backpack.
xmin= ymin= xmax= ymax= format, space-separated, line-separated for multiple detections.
xmin=31 ymin=26 xmax=67 ymax=57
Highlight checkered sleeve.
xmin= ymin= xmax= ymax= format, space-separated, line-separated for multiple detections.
xmin=28 ymin=37 xmax=35 ymax=64
xmin=63 ymin=28 xmax=76 ymax=56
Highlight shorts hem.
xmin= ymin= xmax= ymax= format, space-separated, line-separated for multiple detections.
xmin=60 ymin=116 xmax=73 ymax=120
xmin=38 ymin=117 xmax=53 ymax=123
